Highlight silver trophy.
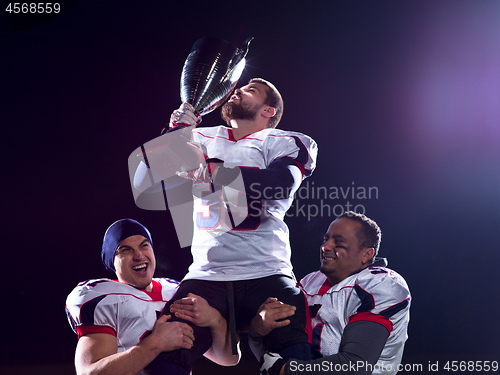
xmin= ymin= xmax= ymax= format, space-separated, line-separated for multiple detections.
xmin=180 ymin=36 xmax=253 ymax=116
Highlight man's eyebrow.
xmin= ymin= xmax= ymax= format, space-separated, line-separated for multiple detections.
xmin=331 ymin=234 xmax=347 ymax=241
xmin=117 ymin=239 xmax=150 ymax=251
xmin=323 ymin=234 xmax=346 ymax=241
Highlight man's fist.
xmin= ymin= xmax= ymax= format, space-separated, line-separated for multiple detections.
xmin=169 ymin=103 xmax=202 ymax=129
xmin=176 ymin=157 xmax=223 ymax=185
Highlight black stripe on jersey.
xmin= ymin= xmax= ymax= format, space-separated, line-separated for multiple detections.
xmin=380 ymin=298 xmax=410 ymax=319
xmin=354 ymin=284 xmax=375 ymax=312
xmin=65 ymin=307 xmax=77 ymax=332
xmin=80 ymin=295 xmax=107 ymax=325
xmin=78 ymin=279 xmax=110 ymax=288
xmin=311 ymin=323 xmax=324 ymax=359
xmin=291 ymin=136 xmax=313 ymax=177
xmin=240 ymin=157 xmax=297 ymax=199
xmin=309 ymin=304 xmax=322 ymax=318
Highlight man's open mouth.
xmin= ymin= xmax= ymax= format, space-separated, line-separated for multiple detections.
xmin=322 ymin=254 xmax=336 ymax=261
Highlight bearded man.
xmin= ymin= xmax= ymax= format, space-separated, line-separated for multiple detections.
xmin=134 ymin=78 xmax=318 ymax=375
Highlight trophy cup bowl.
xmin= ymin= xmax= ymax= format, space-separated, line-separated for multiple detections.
xmin=180 ymin=36 xmax=253 ymax=116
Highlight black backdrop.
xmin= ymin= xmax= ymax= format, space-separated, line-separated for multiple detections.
xmin=2 ymin=1 xmax=500 ymax=374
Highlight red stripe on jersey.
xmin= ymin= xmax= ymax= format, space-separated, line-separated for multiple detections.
xmin=267 ymin=134 xmax=293 ymax=138
xmin=317 ymin=279 xmax=332 ymax=296
xmin=193 ymin=131 xmax=216 ymax=139
xmin=284 ymin=156 xmax=306 ymax=176
xmin=242 ymin=136 xmax=265 ymax=141
xmin=349 ymin=312 xmax=393 ymax=333
xmin=227 ymin=129 xmax=237 ymax=142
xmin=144 ymin=280 xmax=163 ymax=301
xmin=301 ymin=276 xmax=355 ymax=298
xmin=76 ymin=325 xmax=116 ymax=339
xmin=239 ymin=165 xmax=260 ymax=169
xmin=196 ymin=128 xmax=262 ymax=142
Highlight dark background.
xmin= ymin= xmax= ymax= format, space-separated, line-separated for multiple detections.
xmin=2 ymin=1 xmax=499 ymax=374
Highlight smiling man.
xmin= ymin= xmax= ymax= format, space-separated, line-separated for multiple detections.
xmin=134 ymin=78 xmax=318 ymax=375
xmin=65 ymin=218 xmax=239 ymax=375
xmin=255 ymin=212 xmax=411 ymax=375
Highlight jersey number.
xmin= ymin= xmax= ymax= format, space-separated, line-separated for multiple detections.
xmin=195 ymin=185 xmax=261 ymax=230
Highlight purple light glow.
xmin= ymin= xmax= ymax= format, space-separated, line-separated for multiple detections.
xmin=409 ymin=1 xmax=500 ymax=152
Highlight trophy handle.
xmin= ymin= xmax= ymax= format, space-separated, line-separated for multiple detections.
xmin=228 ymin=37 xmax=253 ymax=70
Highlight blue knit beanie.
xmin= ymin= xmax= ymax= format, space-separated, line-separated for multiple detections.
xmin=101 ymin=219 xmax=153 ymax=271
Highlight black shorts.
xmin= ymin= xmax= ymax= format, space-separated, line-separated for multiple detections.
xmin=155 ymin=274 xmax=310 ymax=369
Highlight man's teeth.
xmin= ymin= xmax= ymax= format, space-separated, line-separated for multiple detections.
xmin=323 ymin=256 xmax=335 ymax=260
xmin=133 ymin=264 xmax=147 ymax=270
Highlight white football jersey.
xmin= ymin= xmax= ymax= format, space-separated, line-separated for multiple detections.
xmin=301 ymin=267 xmax=411 ymax=375
xmin=65 ymin=278 xmax=179 ymax=375
xmin=186 ymin=126 xmax=318 ymax=281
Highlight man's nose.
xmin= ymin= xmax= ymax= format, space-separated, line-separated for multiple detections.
xmin=321 ymin=240 xmax=333 ymax=252
xmin=133 ymin=248 xmax=145 ymax=260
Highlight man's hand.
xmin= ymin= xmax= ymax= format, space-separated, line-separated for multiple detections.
xmin=251 ymin=297 xmax=296 ymax=336
xmin=172 ymin=294 xmax=239 ymax=366
xmin=148 ymin=314 xmax=195 ymax=351
xmin=169 ymin=103 xmax=202 ymax=129
xmin=170 ymin=293 xmax=222 ymax=329
xmin=175 ymin=157 xmax=223 ymax=185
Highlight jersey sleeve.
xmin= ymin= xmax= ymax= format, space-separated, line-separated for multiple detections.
xmin=264 ymin=131 xmax=317 ymax=177
xmin=283 ymin=321 xmax=389 ymax=375
xmin=347 ymin=268 xmax=411 ymax=333
xmin=157 ymin=277 xmax=180 ymax=300
xmin=65 ymin=279 xmax=120 ymax=339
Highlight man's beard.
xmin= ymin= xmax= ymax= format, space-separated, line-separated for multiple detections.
xmin=221 ymin=100 xmax=262 ymax=124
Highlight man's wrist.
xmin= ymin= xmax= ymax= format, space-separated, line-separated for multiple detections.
xmin=249 ymin=318 xmax=267 ymax=338
xmin=208 ymin=313 xmax=226 ymax=333
xmin=136 ymin=332 xmax=163 ymax=357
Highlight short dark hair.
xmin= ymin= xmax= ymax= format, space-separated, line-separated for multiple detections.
xmin=249 ymin=78 xmax=283 ymax=128
xmin=339 ymin=211 xmax=381 ymax=262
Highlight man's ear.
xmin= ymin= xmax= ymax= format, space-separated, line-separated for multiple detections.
xmin=261 ymin=106 xmax=276 ymax=118
xmin=361 ymin=248 xmax=375 ymax=265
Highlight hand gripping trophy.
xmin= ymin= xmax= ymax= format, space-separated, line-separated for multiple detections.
xmin=128 ymin=37 xmax=253 ymax=246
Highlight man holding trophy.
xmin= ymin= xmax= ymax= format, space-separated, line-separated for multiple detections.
xmin=131 ymin=37 xmax=318 ymax=374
